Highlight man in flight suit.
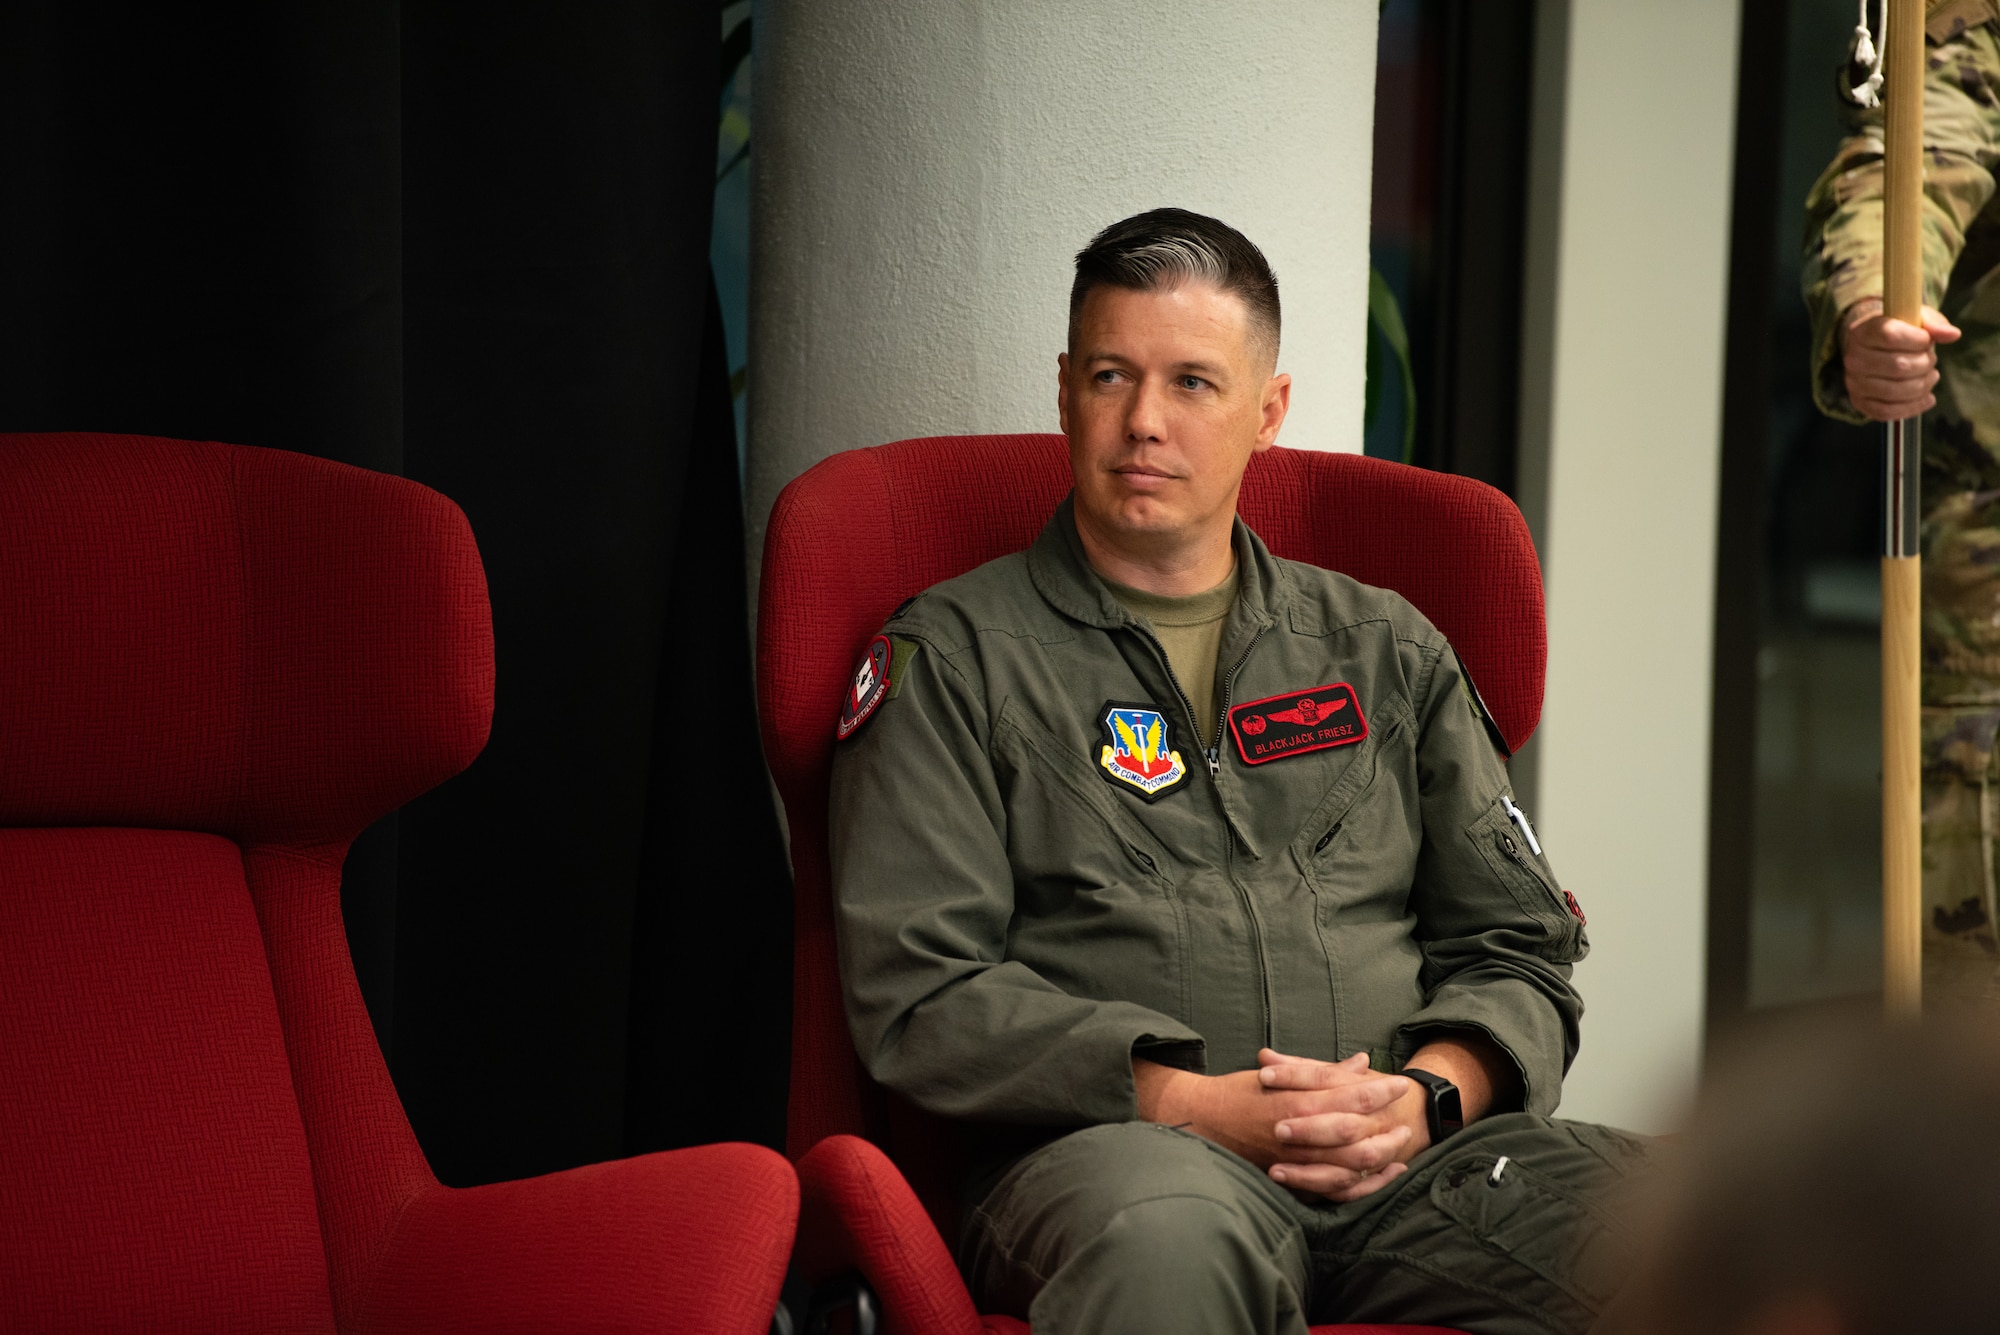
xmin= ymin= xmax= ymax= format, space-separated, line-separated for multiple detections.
xmin=829 ymin=209 xmax=1651 ymax=1335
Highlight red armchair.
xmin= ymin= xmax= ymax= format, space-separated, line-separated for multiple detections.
xmin=757 ymin=433 xmax=1547 ymax=1335
xmin=0 ymin=433 xmax=797 ymax=1334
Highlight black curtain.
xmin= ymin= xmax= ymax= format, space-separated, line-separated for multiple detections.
xmin=1 ymin=1 xmax=791 ymax=1185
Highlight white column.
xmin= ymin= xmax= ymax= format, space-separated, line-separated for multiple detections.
xmin=1518 ymin=0 xmax=1740 ymax=1131
xmin=747 ymin=0 xmax=1381 ymax=561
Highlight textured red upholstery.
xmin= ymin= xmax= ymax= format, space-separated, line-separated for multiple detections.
xmin=0 ymin=434 xmax=492 ymax=844
xmin=0 ymin=433 xmax=796 ymax=1334
xmin=797 ymin=1137 xmax=984 ymax=1335
xmin=760 ymin=434 xmax=1543 ymax=1335
xmin=2 ymin=829 xmax=337 ymax=1332
xmin=355 ymin=1145 xmax=800 ymax=1335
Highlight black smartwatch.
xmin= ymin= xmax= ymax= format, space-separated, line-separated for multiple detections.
xmin=1401 ymin=1067 xmax=1464 ymax=1145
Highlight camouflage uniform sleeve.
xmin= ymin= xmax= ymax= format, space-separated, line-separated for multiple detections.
xmin=1802 ymin=6 xmax=2000 ymax=422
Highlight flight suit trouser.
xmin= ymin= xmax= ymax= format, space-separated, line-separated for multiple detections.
xmin=960 ymin=1114 xmax=1657 ymax=1335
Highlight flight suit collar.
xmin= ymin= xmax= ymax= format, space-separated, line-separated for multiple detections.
xmin=1029 ymin=494 xmax=1284 ymax=859
xmin=1026 ymin=494 xmax=1287 ymax=640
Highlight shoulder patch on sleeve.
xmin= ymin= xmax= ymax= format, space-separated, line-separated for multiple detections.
xmin=836 ymin=635 xmax=893 ymax=740
xmin=1459 ymin=661 xmax=1512 ymax=758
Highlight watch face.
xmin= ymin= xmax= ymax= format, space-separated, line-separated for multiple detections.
xmin=1436 ymin=1084 xmax=1465 ymax=1133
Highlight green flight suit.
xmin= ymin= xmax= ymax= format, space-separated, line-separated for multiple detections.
xmin=1803 ymin=0 xmax=2000 ymax=993
xmin=829 ymin=499 xmax=1651 ymax=1335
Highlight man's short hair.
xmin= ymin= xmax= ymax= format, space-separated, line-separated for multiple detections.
xmin=1069 ymin=208 xmax=1281 ymax=364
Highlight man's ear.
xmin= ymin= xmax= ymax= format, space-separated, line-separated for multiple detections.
xmin=1057 ymin=352 xmax=1072 ymax=436
xmin=1255 ymin=371 xmax=1292 ymax=453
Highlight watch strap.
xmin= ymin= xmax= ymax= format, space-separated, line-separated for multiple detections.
xmin=1401 ymin=1066 xmax=1465 ymax=1144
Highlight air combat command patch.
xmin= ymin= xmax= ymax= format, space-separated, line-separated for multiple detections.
xmin=1096 ymin=702 xmax=1189 ymax=801
xmin=1226 ymin=682 xmax=1367 ymax=765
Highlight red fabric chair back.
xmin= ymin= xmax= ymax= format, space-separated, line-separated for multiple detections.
xmin=758 ymin=434 xmax=1546 ymax=1176
xmin=0 ymin=434 xmax=493 ymax=1331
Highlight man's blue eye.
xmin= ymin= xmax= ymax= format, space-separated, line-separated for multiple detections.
xmin=1180 ymin=376 xmax=1205 ymax=391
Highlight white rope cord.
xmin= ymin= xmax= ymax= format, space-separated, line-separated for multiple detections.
xmin=1847 ymin=0 xmax=1887 ymax=108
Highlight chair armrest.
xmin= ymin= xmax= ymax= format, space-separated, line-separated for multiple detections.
xmin=795 ymin=1135 xmax=983 ymax=1335
xmin=358 ymin=1142 xmax=796 ymax=1335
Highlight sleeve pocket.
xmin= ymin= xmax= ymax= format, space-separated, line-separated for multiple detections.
xmin=1466 ymin=797 xmax=1587 ymax=962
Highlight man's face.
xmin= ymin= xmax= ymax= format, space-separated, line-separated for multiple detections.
xmin=1059 ymin=281 xmax=1290 ymax=557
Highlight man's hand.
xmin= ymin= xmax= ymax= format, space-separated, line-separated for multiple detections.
xmin=1134 ymin=1053 xmax=1412 ymax=1201
xmin=1839 ymin=297 xmax=1961 ymax=421
xmin=1253 ymin=1049 xmax=1426 ymax=1201
xmin=1253 ymin=1032 xmax=1523 ymax=1202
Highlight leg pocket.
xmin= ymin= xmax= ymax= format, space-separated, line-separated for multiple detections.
xmin=1428 ymin=1146 xmax=1634 ymax=1313
xmin=1314 ymin=1115 xmax=1651 ymax=1335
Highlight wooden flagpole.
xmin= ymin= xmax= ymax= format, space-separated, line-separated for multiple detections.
xmin=1882 ymin=0 xmax=1925 ymax=1018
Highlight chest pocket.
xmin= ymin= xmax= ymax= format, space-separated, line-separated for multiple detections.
xmin=990 ymin=698 xmax=1191 ymax=1018
xmin=1284 ymin=709 xmax=1417 ymax=903
xmin=990 ymin=698 xmax=1177 ymax=902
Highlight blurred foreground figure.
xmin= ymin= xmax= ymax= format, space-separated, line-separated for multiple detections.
xmin=1601 ymin=1017 xmax=2000 ymax=1335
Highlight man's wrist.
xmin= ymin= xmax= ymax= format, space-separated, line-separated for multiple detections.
xmin=1402 ymin=1032 xmax=1518 ymax=1123
xmin=1133 ymin=1056 xmax=1204 ymax=1127
xmin=1840 ymin=296 xmax=1885 ymax=352
xmin=1400 ymin=1067 xmax=1465 ymax=1147
xmin=1383 ymin=1080 xmax=1432 ymax=1159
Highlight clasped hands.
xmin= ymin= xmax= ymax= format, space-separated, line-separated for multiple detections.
xmin=1134 ymin=1049 xmax=1426 ymax=1204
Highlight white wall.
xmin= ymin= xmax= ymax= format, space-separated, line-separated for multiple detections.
xmin=747 ymin=0 xmax=1380 ymax=565
xmin=1519 ymin=0 xmax=1740 ymax=1132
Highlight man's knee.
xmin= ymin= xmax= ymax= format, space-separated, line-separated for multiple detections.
xmin=1031 ymin=1195 xmax=1308 ymax=1333
xmin=1094 ymin=1193 xmax=1294 ymax=1283
xmin=964 ymin=1122 xmax=1308 ymax=1327
xmin=973 ymin=1122 xmax=1282 ymax=1242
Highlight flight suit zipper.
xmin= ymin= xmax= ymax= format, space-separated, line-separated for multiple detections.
xmin=1128 ymin=625 xmax=1209 ymax=786
xmin=1212 ymin=631 xmax=1264 ymax=773
xmin=1213 ymin=628 xmax=1274 ymax=1046
xmin=1132 ymin=621 xmax=1275 ymax=1046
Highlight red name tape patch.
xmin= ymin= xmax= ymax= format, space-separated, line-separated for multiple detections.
xmin=1226 ymin=682 xmax=1367 ymax=765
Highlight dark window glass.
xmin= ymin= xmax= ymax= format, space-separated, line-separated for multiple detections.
xmin=1367 ymin=0 xmax=1535 ymax=495
xmin=1712 ymin=0 xmax=1887 ymax=1025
